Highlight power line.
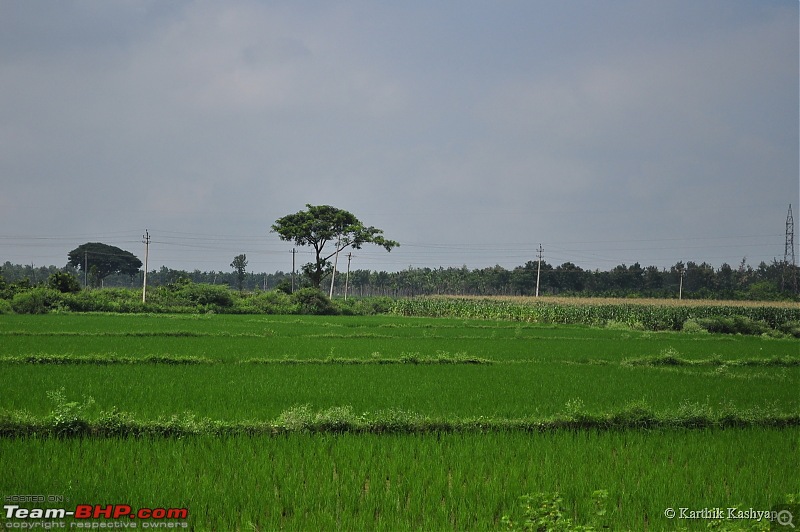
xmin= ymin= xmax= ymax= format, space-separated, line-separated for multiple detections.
xmin=0 ymin=228 xmax=789 ymax=274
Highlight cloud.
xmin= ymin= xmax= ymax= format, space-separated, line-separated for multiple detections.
xmin=0 ymin=1 xmax=796 ymax=272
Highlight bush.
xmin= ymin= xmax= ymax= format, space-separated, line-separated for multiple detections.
xmin=273 ymin=278 xmax=293 ymax=295
xmin=292 ymin=288 xmax=338 ymax=315
xmin=62 ymin=289 xmax=147 ymax=313
xmin=335 ymin=296 xmax=395 ymax=316
xmin=0 ymin=298 xmax=12 ymax=314
xmin=47 ymin=272 xmax=82 ymax=294
xmin=696 ymin=316 xmax=769 ymax=336
xmin=46 ymin=387 xmax=94 ymax=437
xmin=11 ymin=288 xmax=63 ymax=314
xmin=275 ymin=404 xmax=314 ymax=431
xmin=60 ymin=290 xmax=97 ymax=312
xmin=681 ymin=319 xmax=708 ymax=334
xmin=778 ymin=320 xmax=800 ymax=339
xmin=502 ymin=490 xmax=609 ymax=531
xmin=237 ymin=290 xmax=299 ymax=314
xmin=176 ymin=283 xmax=234 ymax=308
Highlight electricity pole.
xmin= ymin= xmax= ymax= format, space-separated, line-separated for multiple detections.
xmin=344 ymin=252 xmax=352 ymax=301
xmin=329 ymin=236 xmax=341 ymax=299
xmin=291 ymin=248 xmax=296 ymax=293
xmin=535 ymin=244 xmax=544 ymax=297
xmin=142 ymin=230 xmax=150 ymax=303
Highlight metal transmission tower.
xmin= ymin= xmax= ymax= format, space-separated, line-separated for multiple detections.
xmin=783 ymin=204 xmax=797 ymax=293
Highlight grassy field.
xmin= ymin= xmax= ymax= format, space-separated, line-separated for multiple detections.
xmin=1 ymin=308 xmax=798 ymax=530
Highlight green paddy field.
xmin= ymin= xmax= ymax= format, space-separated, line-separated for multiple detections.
xmin=1 ymin=310 xmax=798 ymax=530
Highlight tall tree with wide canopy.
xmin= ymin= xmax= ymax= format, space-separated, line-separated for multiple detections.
xmin=67 ymin=242 xmax=142 ymax=286
xmin=230 ymin=253 xmax=248 ymax=292
xmin=271 ymin=205 xmax=399 ymax=289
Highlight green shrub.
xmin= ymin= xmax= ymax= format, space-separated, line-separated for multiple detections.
xmin=11 ymin=288 xmax=63 ymax=314
xmin=239 ymin=290 xmax=299 ymax=314
xmin=96 ymin=407 xmax=138 ymax=437
xmin=0 ymin=298 xmax=12 ymax=314
xmin=778 ymin=320 xmax=800 ymax=339
xmin=696 ymin=316 xmax=769 ymax=335
xmin=682 ymin=318 xmax=708 ymax=334
xmin=610 ymin=399 xmax=657 ymax=428
xmin=335 ymin=296 xmax=395 ymax=316
xmin=0 ymin=278 xmax=30 ymax=300
xmin=46 ymin=387 xmax=94 ymax=437
xmin=292 ymin=288 xmax=338 ymax=315
xmin=177 ymin=283 xmax=234 ymax=308
xmin=64 ymin=290 xmax=120 ymax=312
xmin=275 ymin=404 xmax=315 ymax=431
xmin=502 ymin=490 xmax=609 ymax=531
xmin=62 ymin=290 xmax=102 ymax=312
xmin=273 ymin=278 xmax=293 ymax=295
xmin=47 ymin=271 xmax=82 ymax=293
xmin=62 ymin=289 xmax=147 ymax=313
xmin=312 ymin=405 xmax=360 ymax=432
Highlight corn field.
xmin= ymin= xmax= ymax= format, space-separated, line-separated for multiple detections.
xmin=391 ymin=296 xmax=800 ymax=331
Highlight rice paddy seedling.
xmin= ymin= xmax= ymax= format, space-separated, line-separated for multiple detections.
xmin=1 ymin=310 xmax=797 ymax=530
xmin=1 ymin=430 xmax=797 ymax=530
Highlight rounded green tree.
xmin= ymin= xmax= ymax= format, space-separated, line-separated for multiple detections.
xmin=67 ymin=242 xmax=142 ymax=287
xmin=271 ymin=205 xmax=399 ymax=289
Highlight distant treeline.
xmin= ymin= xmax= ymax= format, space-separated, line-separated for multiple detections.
xmin=2 ymin=258 xmax=798 ymax=301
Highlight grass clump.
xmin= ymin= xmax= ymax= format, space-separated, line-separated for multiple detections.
xmin=681 ymin=318 xmax=709 ymax=334
xmin=502 ymin=490 xmax=609 ymax=531
xmin=621 ymin=347 xmax=799 ymax=368
xmin=3 ymin=397 xmax=797 ymax=438
xmin=274 ymin=404 xmax=363 ymax=433
xmin=45 ymin=387 xmax=94 ymax=437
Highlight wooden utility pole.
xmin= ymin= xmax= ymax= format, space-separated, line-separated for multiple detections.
xmin=344 ymin=252 xmax=352 ymax=300
xmin=291 ymin=248 xmax=296 ymax=293
xmin=535 ymin=244 xmax=543 ymax=297
xmin=142 ymin=230 xmax=150 ymax=303
xmin=329 ymin=236 xmax=341 ymax=299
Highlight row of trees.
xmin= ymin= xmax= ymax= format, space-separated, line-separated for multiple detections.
xmin=2 ymin=257 xmax=797 ymax=301
xmin=347 ymin=259 xmax=798 ymax=300
xmin=2 ymin=205 xmax=797 ymax=300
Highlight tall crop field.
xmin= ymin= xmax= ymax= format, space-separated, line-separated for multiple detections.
xmin=391 ymin=295 xmax=800 ymax=332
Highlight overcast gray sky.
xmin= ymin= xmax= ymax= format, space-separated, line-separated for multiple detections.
xmin=1 ymin=0 xmax=797 ymax=275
